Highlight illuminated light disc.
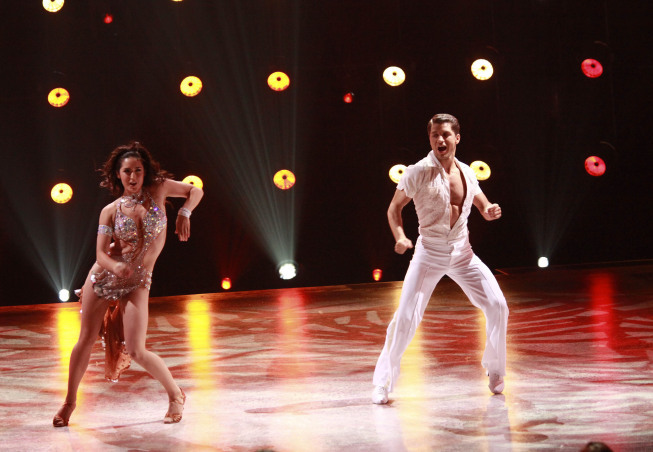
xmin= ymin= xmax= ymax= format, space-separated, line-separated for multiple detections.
xmin=221 ymin=278 xmax=232 ymax=290
xmin=180 ymin=76 xmax=202 ymax=97
xmin=51 ymin=183 xmax=73 ymax=204
xmin=182 ymin=175 xmax=204 ymax=189
xmin=538 ymin=257 xmax=549 ymax=268
xmin=48 ymin=88 xmax=70 ymax=107
xmin=59 ymin=289 xmax=70 ymax=302
xmin=267 ymin=71 xmax=290 ymax=91
xmin=104 ymin=14 xmax=113 ymax=24
xmin=470 ymin=160 xmax=492 ymax=181
xmin=584 ymin=156 xmax=606 ymax=177
xmin=372 ymin=269 xmax=382 ymax=282
xmin=343 ymin=92 xmax=354 ymax=103
xmin=383 ymin=66 xmax=406 ymax=86
xmin=278 ymin=262 xmax=297 ymax=280
xmin=43 ymin=0 xmax=64 ymax=12
xmin=389 ymin=164 xmax=407 ymax=183
xmin=273 ymin=169 xmax=296 ymax=190
xmin=471 ymin=59 xmax=494 ymax=80
xmin=581 ymin=59 xmax=603 ymax=78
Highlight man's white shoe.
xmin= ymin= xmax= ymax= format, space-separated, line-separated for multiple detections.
xmin=488 ymin=373 xmax=505 ymax=394
xmin=372 ymin=385 xmax=389 ymax=404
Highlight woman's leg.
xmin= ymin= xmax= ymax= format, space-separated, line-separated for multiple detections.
xmin=55 ymin=268 xmax=109 ymax=425
xmin=121 ymin=288 xmax=183 ymax=414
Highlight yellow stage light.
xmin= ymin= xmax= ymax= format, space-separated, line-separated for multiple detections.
xmin=273 ymin=170 xmax=296 ymax=190
xmin=383 ymin=66 xmax=406 ymax=86
xmin=221 ymin=278 xmax=232 ymax=290
xmin=470 ymin=160 xmax=491 ymax=181
xmin=471 ymin=59 xmax=494 ymax=80
xmin=51 ymin=183 xmax=73 ymax=204
xmin=48 ymin=88 xmax=70 ymax=107
xmin=43 ymin=0 xmax=64 ymax=12
xmin=182 ymin=175 xmax=204 ymax=189
xmin=267 ymin=72 xmax=290 ymax=91
xmin=389 ymin=164 xmax=407 ymax=183
xmin=180 ymin=76 xmax=202 ymax=97
xmin=372 ymin=269 xmax=382 ymax=282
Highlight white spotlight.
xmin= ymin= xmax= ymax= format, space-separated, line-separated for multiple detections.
xmin=278 ymin=262 xmax=297 ymax=280
xmin=59 ymin=289 xmax=70 ymax=302
xmin=538 ymin=257 xmax=549 ymax=268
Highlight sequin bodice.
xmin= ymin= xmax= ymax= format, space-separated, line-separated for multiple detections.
xmin=114 ymin=192 xmax=167 ymax=248
xmin=91 ymin=191 xmax=166 ymax=301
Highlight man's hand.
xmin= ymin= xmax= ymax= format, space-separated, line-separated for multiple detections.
xmin=484 ymin=203 xmax=502 ymax=221
xmin=394 ymin=237 xmax=414 ymax=254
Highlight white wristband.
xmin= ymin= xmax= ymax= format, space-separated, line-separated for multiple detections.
xmin=178 ymin=207 xmax=192 ymax=218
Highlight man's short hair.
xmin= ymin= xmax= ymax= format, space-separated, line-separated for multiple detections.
xmin=427 ymin=113 xmax=460 ymax=135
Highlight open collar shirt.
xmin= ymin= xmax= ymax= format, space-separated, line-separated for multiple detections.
xmin=397 ymin=151 xmax=481 ymax=241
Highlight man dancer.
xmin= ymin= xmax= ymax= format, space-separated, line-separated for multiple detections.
xmin=372 ymin=113 xmax=508 ymax=404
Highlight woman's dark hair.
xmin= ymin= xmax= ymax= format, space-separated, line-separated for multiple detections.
xmin=100 ymin=141 xmax=172 ymax=197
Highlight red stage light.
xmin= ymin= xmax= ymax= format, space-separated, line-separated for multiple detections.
xmin=221 ymin=278 xmax=232 ymax=290
xmin=581 ymin=59 xmax=603 ymax=78
xmin=104 ymin=13 xmax=113 ymax=24
xmin=584 ymin=156 xmax=606 ymax=177
xmin=343 ymin=92 xmax=354 ymax=103
xmin=372 ymin=269 xmax=382 ymax=281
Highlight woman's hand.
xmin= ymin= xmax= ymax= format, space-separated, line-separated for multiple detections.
xmin=113 ymin=262 xmax=133 ymax=278
xmin=175 ymin=215 xmax=190 ymax=241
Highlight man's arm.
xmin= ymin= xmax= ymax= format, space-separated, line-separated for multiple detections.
xmin=388 ymin=189 xmax=414 ymax=254
xmin=473 ymin=192 xmax=502 ymax=221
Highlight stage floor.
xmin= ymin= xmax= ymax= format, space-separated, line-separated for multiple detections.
xmin=1 ymin=262 xmax=652 ymax=451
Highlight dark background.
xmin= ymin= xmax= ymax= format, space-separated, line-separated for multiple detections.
xmin=1 ymin=1 xmax=651 ymax=305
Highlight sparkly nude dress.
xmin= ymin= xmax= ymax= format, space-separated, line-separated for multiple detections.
xmin=85 ymin=191 xmax=167 ymax=381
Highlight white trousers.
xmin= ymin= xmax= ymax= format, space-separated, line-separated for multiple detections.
xmin=373 ymin=235 xmax=508 ymax=392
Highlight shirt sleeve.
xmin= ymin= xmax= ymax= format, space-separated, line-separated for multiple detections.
xmin=465 ymin=165 xmax=482 ymax=198
xmin=397 ymin=164 xmax=421 ymax=198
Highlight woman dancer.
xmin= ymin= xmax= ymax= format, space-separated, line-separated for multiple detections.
xmin=53 ymin=141 xmax=203 ymax=427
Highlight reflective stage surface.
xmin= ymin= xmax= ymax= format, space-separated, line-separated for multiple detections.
xmin=1 ymin=263 xmax=652 ymax=451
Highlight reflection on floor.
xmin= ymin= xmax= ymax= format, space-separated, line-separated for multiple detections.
xmin=1 ymin=263 xmax=652 ymax=451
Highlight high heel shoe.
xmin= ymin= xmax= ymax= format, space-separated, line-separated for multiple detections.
xmin=163 ymin=389 xmax=186 ymax=424
xmin=53 ymin=402 xmax=76 ymax=427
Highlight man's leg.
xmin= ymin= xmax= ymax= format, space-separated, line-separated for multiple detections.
xmin=372 ymin=240 xmax=448 ymax=399
xmin=448 ymin=247 xmax=508 ymax=393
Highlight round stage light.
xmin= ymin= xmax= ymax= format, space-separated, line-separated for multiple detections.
xmin=278 ymin=262 xmax=297 ymax=280
xmin=389 ymin=164 xmax=407 ymax=183
xmin=182 ymin=175 xmax=204 ymax=189
xmin=584 ymin=156 xmax=606 ymax=177
xmin=538 ymin=257 xmax=549 ymax=268
xmin=48 ymin=88 xmax=70 ymax=107
xmin=581 ymin=58 xmax=603 ymax=78
xmin=59 ymin=289 xmax=70 ymax=302
xmin=470 ymin=160 xmax=491 ymax=181
xmin=471 ymin=59 xmax=494 ymax=80
xmin=268 ymin=71 xmax=290 ymax=91
xmin=104 ymin=13 xmax=113 ymax=24
xmin=273 ymin=169 xmax=296 ymax=190
xmin=372 ymin=269 xmax=382 ymax=282
xmin=343 ymin=92 xmax=354 ymax=103
xmin=180 ymin=76 xmax=202 ymax=97
xmin=383 ymin=66 xmax=406 ymax=86
xmin=51 ymin=183 xmax=73 ymax=204
xmin=221 ymin=278 xmax=232 ymax=290
xmin=43 ymin=0 xmax=64 ymax=13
